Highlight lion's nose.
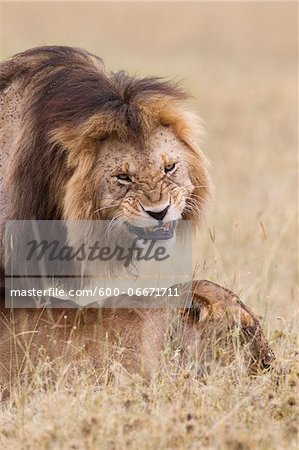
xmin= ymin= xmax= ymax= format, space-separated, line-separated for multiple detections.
xmin=145 ymin=205 xmax=170 ymax=221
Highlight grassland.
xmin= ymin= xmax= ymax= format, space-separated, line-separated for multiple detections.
xmin=0 ymin=2 xmax=298 ymax=449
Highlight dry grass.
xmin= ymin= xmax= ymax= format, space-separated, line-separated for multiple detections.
xmin=0 ymin=2 xmax=298 ymax=449
xmin=0 ymin=336 xmax=298 ymax=450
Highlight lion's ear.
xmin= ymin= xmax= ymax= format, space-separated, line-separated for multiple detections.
xmin=177 ymin=280 xmax=211 ymax=322
xmin=186 ymin=298 xmax=210 ymax=322
xmin=191 ymin=280 xmax=229 ymax=305
xmin=185 ymin=280 xmax=233 ymax=323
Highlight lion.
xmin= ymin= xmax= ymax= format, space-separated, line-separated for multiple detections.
xmin=0 ymin=280 xmax=274 ymax=392
xmin=0 ymin=47 xmax=274 ymax=389
xmin=0 ymin=46 xmax=210 ymax=252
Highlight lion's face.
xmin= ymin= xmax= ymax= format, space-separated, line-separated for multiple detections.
xmin=89 ymin=126 xmax=204 ymax=239
xmin=0 ymin=46 xmax=210 ymax=246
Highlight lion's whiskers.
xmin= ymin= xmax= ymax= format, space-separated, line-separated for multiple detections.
xmin=183 ymin=196 xmax=203 ymax=217
xmin=184 ymin=183 xmax=211 ymax=189
xmin=93 ymin=203 xmax=120 ymax=214
xmin=104 ymin=211 xmax=125 ymax=239
xmin=185 ymin=193 xmax=206 ymax=202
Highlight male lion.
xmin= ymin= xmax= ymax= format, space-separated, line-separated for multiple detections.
xmin=0 ymin=46 xmax=209 ymax=248
xmin=0 ymin=47 xmax=274 ymax=387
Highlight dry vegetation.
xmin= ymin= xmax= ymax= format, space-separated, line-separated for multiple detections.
xmin=0 ymin=2 xmax=298 ymax=449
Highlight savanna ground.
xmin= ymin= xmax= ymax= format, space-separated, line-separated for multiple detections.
xmin=0 ymin=2 xmax=297 ymax=449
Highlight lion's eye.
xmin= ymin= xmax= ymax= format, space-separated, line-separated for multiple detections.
xmin=164 ymin=163 xmax=176 ymax=174
xmin=116 ymin=173 xmax=132 ymax=184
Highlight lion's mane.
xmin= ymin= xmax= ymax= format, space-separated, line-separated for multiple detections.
xmin=0 ymin=46 xmax=210 ymax=268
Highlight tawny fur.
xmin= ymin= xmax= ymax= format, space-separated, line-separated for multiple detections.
xmin=0 ymin=280 xmax=274 ymax=391
xmin=0 ymin=47 xmax=274 ymax=388
xmin=0 ymin=46 xmax=210 ymax=269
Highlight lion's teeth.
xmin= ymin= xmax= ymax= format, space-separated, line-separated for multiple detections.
xmin=146 ymin=226 xmax=155 ymax=232
xmin=142 ymin=222 xmax=174 ymax=233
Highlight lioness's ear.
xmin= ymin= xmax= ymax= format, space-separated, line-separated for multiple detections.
xmin=178 ymin=280 xmax=212 ymax=322
xmin=186 ymin=280 xmax=234 ymax=323
xmin=191 ymin=280 xmax=229 ymax=304
xmin=186 ymin=298 xmax=210 ymax=322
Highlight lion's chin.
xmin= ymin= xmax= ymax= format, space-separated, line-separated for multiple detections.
xmin=127 ymin=220 xmax=177 ymax=240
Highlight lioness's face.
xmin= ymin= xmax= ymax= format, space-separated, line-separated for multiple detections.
xmin=94 ymin=126 xmax=199 ymax=239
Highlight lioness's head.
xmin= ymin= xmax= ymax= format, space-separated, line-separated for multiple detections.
xmin=5 ymin=46 xmax=210 ymax=241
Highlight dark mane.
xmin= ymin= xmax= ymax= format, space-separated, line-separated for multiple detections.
xmin=1 ymin=46 xmax=187 ymax=138
xmin=0 ymin=46 xmax=210 ymax=273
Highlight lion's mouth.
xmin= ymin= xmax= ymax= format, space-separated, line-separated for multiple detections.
xmin=128 ymin=221 xmax=176 ymax=240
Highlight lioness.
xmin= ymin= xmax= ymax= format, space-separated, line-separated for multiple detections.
xmin=0 ymin=280 xmax=274 ymax=391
